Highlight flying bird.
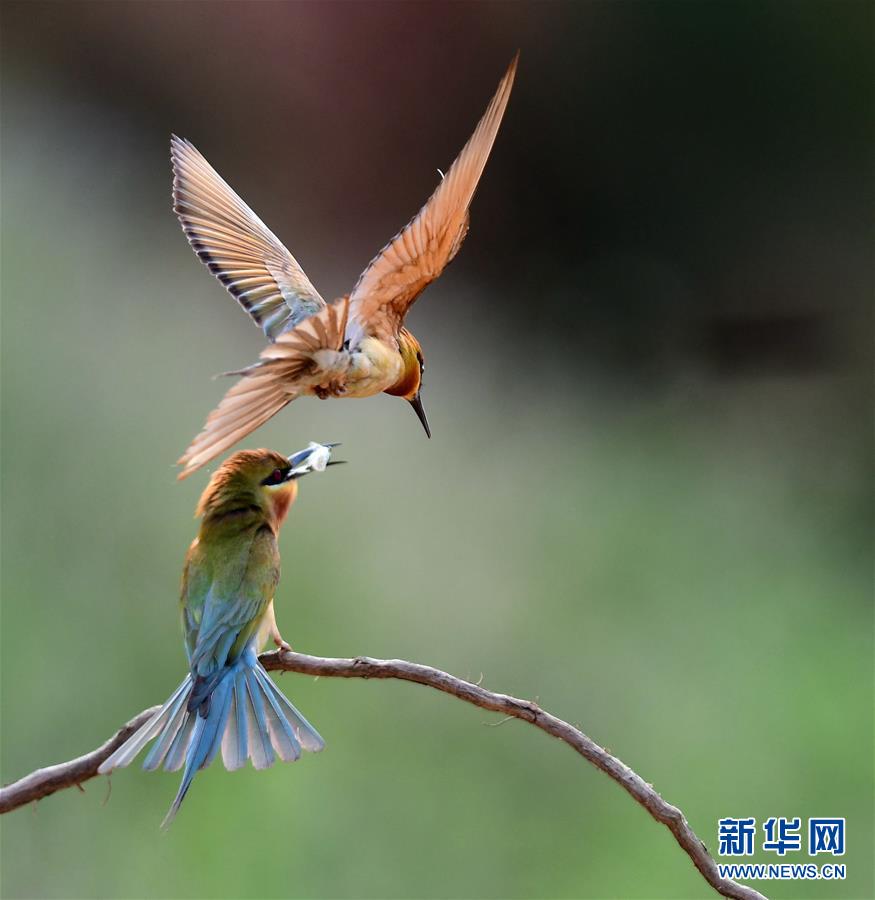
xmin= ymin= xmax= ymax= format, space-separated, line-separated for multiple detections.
xmin=173 ymin=54 xmax=517 ymax=479
xmin=99 ymin=443 xmax=341 ymax=827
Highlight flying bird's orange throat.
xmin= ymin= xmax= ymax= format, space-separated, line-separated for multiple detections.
xmin=384 ymin=328 xmax=422 ymax=400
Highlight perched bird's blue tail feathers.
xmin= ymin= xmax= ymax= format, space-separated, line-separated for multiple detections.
xmin=98 ymin=653 xmax=324 ymax=828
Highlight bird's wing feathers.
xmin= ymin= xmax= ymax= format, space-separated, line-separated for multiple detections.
xmin=177 ymin=374 xmax=294 ymax=481
xmin=185 ymin=527 xmax=279 ymax=677
xmin=345 ymin=54 xmax=517 ymax=347
xmin=177 ymin=298 xmax=349 ymax=480
xmin=171 ymin=135 xmax=326 ymax=341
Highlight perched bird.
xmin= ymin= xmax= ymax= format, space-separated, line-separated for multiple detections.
xmin=173 ymin=54 xmax=518 ymax=479
xmin=99 ymin=443 xmax=340 ymax=827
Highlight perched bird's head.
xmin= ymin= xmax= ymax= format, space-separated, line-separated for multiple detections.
xmin=385 ymin=328 xmax=431 ymax=438
xmin=196 ymin=444 xmax=339 ymax=531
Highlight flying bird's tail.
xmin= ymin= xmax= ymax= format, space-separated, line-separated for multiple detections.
xmin=98 ymin=650 xmax=324 ymax=828
xmin=177 ymin=298 xmax=349 ymax=480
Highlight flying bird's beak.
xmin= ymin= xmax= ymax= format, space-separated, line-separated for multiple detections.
xmin=408 ymin=392 xmax=432 ymax=439
xmin=287 ymin=442 xmax=344 ymax=478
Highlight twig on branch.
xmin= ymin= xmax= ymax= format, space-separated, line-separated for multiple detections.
xmin=0 ymin=650 xmax=766 ymax=900
xmin=0 ymin=706 xmax=159 ymax=813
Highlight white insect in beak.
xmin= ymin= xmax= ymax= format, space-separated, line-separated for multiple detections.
xmin=287 ymin=441 xmax=341 ymax=478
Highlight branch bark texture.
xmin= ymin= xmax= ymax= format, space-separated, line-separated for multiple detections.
xmin=0 ymin=650 xmax=766 ymax=900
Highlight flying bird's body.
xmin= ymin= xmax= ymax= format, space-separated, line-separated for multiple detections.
xmin=99 ymin=444 xmax=338 ymax=826
xmin=300 ymin=333 xmax=406 ymax=400
xmin=174 ymin=55 xmax=518 ymax=478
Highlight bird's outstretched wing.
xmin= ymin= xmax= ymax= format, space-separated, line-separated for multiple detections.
xmin=171 ymin=135 xmax=326 ymax=340
xmin=177 ymin=298 xmax=349 ymax=479
xmin=345 ymin=54 xmax=517 ymax=347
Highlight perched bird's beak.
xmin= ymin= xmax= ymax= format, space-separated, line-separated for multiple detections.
xmin=408 ymin=392 xmax=432 ymax=438
xmin=287 ymin=441 xmax=344 ymax=478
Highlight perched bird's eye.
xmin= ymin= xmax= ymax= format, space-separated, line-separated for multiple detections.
xmin=262 ymin=467 xmax=287 ymax=486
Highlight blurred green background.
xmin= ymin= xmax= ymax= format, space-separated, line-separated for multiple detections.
xmin=1 ymin=2 xmax=872 ymax=899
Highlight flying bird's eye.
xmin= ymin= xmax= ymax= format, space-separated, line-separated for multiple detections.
xmin=262 ymin=468 xmax=287 ymax=486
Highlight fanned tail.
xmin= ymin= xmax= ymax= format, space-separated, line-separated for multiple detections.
xmin=98 ymin=653 xmax=324 ymax=828
xmin=98 ymin=676 xmax=194 ymax=774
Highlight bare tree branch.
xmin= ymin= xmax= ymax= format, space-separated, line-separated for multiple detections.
xmin=0 ymin=650 xmax=766 ymax=900
xmin=0 ymin=706 xmax=160 ymax=813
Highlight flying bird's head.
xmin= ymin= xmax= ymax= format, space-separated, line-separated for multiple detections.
xmin=195 ymin=443 xmax=341 ymax=531
xmin=385 ymin=328 xmax=431 ymax=438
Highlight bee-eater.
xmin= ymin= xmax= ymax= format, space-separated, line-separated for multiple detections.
xmin=99 ymin=443 xmax=340 ymax=827
xmin=173 ymin=54 xmax=518 ymax=479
